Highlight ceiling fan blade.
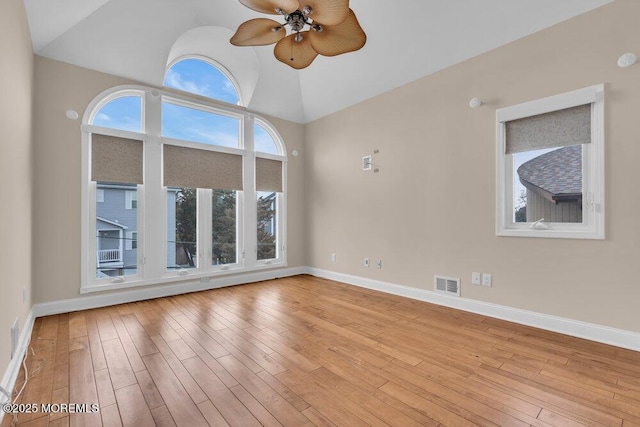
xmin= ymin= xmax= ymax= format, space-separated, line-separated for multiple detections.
xmin=309 ymin=9 xmax=366 ymax=57
xmin=238 ymin=0 xmax=299 ymax=15
xmin=299 ymin=0 xmax=349 ymax=26
xmin=231 ymin=19 xmax=286 ymax=46
xmin=274 ymin=32 xmax=318 ymax=69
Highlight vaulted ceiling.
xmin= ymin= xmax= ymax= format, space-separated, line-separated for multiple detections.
xmin=23 ymin=0 xmax=611 ymax=123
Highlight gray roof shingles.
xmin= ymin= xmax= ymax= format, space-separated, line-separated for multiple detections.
xmin=517 ymin=145 xmax=582 ymax=196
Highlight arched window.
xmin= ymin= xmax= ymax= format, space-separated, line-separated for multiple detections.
xmin=164 ymin=57 xmax=241 ymax=105
xmin=91 ymin=92 xmax=143 ymax=132
xmin=81 ymin=78 xmax=287 ymax=292
xmin=254 ymin=120 xmax=283 ymax=155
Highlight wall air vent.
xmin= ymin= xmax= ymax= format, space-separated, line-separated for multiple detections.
xmin=434 ymin=275 xmax=460 ymax=296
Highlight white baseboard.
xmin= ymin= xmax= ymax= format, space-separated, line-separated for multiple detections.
xmin=305 ymin=267 xmax=640 ymax=353
xmin=33 ymin=267 xmax=306 ymax=317
xmin=0 ymin=309 xmax=35 ymax=423
xmin=19 ymin=265 xmax=640 ymax=356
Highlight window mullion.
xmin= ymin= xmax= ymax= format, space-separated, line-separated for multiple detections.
xmin=142 ymin=90 xmax=165 ymax=277
xmin=199 ymin=188 xmax=213 ymax=271
xmin=243 ymin=115 xmax=257 ymax=266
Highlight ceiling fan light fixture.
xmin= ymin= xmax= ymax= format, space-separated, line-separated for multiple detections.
xmin=232 ymin=0 xmax=365 ymax=69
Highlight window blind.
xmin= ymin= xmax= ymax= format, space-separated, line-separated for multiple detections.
xmin=163 ymin=145 xmax=243 ymax=190
xmin=256 ymin=158 xmax=283 ymax=192
xmin=505 ymin=104 xmax=591 ymax=154
xmin=91 ymin=134 xmax=143 ymax=184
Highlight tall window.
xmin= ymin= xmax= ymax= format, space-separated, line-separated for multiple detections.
xmin=496 ymin=84 xmax=604 ymax=239
xmin=255 ymin=124 xmax=284 ymax=262
xmin=81 ymin=60 xmax=286 ymax=292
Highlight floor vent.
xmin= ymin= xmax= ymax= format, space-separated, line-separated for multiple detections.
xmin=434 ymin=275 xmax=460 ymax=296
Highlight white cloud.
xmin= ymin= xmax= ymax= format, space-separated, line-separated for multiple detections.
xmin=95 ymin=112 xmax=111 ymax=122
xmin=165 ymin=69 xmax=212 ymax=98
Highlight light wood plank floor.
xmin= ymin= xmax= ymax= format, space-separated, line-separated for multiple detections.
xmin=3 ymin=275 xmax=640 ymax=427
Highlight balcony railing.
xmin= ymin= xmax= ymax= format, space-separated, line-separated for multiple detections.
xmin=98 ymin=249 xmax=121 ymax=263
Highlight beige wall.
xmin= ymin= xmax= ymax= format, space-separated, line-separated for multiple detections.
xmin=304 ymin=0 xmax=640 ymax=332
xmin=26 ymin=1 xmax=640 ymax=337
xmin=0 ymin=0 xmax=34 ymax=378
xmin=32 ymin=57 xmax=306 ymax=304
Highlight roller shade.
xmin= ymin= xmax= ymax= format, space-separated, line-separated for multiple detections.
xmin=91 ymin=134 xmax=143 ymax=184
xmin=505 ymin=104 xmax=591 ymax=154
xmin=163 ymin=145 xmax=243 ymax=190
xmin=256 ymin=158 xmax=283 ymax=192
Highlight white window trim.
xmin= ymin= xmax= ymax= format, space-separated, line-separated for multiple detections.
xmin=81 ymin=85 xmax=287 ymax=293
xmin=496 ymin=84 xmax=605 ymax=240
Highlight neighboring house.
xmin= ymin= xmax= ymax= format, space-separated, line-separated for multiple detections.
xmin=96 ymin=184 xmax=138 ymax=277
xmin=517 ymin=145 xmax=582 ymax=223
xmin=96 ymin=184 xmax=177 ymax=276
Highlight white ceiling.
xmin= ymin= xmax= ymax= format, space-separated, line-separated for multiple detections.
xmin=24 ymin=0 xmax=611 ymax=123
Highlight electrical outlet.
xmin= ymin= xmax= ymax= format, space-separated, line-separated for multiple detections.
xmin=364 ymin=258 xmax=370 ymax=267
xmin=471 ymin=272 xmax=481 ymax=285
xmin=200 ymin=277 xmax=211 ymax=283
xmin=376 ymin=259 xmax=382 ymax=269
xmin=331 ymin=253 xmax=336 ymax=262
xmin=482 ymin=273 xmax=492 ymax=287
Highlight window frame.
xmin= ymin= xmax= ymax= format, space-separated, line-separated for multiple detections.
xmin=81 ymin=85 xmax=287 ymax=293
xmin=126 ymin=231 xmax=138 ymax=251
xmin=255 ymin=152 xmax=287 ymax=265
xmin=125 ymin=190 xmax=137 ymax=210
xmin=495 ymin=84 xmax=605 ymax=240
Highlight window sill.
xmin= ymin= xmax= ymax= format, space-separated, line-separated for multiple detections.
xmin=497 ymin=226 xmax=604 ymax=240
xmin=81 ymin=261 xmax=287 ymax=294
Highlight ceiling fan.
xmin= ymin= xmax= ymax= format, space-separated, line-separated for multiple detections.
xmin=230 ymin=0 xmax=366 ymax=69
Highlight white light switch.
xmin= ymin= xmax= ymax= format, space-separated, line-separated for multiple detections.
xmin=472 ymin=272 xmax=481 ymax=285
xmin=482 ymin=273 xmax=492 ymax=287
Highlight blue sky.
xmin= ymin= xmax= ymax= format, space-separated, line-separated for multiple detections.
xmin=93 ymin=96 xmax=142 ymax=132
xmin=92 ymin=58 xmax=279 ymax=154
xmin=164 ymin=59 xmax=239 ymax=104
xmin=162 ymin=102 xmax=240 ymax=148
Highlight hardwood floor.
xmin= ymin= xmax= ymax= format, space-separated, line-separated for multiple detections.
xmin=3 ymin=275 xmax=640 ymax=426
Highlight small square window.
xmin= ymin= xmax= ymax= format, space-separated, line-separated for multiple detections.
xmin=496 ymin=84 xmax=604 ymax=239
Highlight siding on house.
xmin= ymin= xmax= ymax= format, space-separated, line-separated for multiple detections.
xmin=96 ymin=184 xmax=138 ymax=273
xmin=525 ymin=189 xmax=582 ymax=223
